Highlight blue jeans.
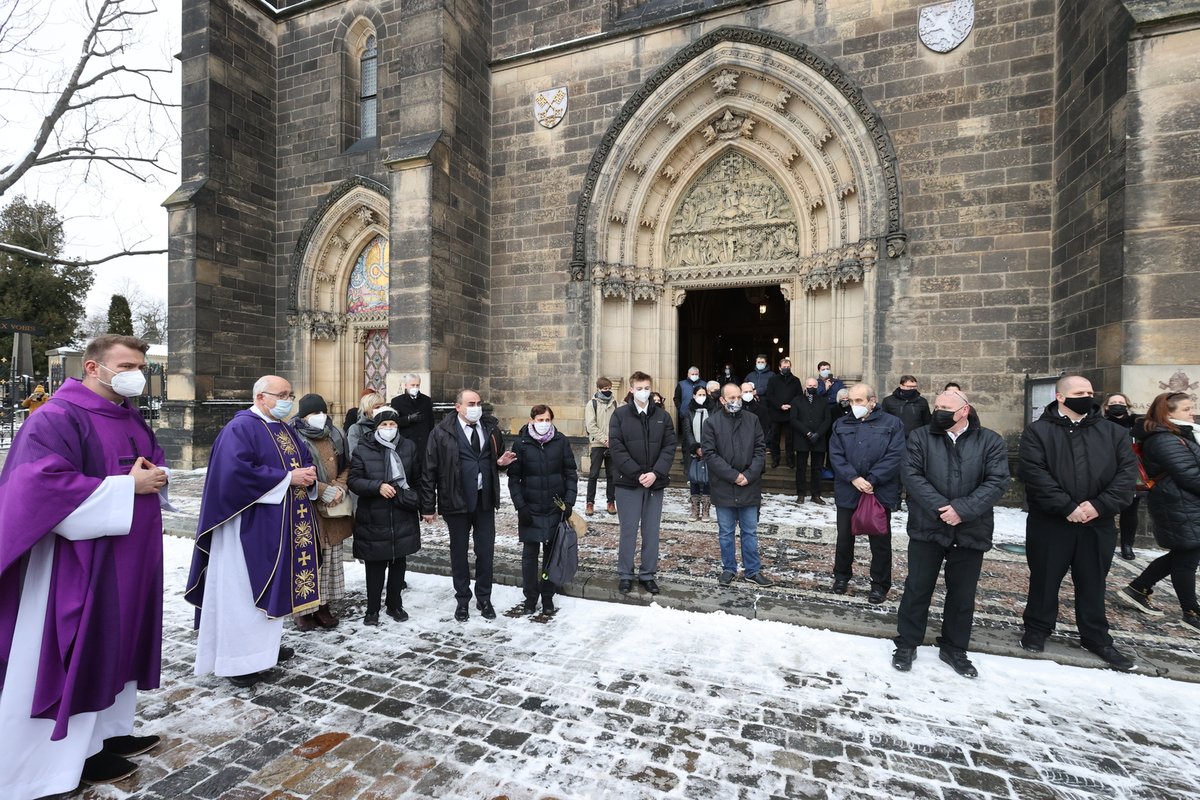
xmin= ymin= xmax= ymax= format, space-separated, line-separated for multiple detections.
xmin=715 ymin=505 xmax=761 ymax=575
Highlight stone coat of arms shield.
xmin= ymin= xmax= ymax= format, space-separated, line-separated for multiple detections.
xmin=534 ymin=87 xmax=568 ymax=129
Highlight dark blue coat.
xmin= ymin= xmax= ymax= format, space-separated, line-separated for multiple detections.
xmin=828 ymin=407 xmax=907 ymax=510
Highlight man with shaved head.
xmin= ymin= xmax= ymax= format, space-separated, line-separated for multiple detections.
xmin=827 ymin=383 xmax=907 ymax=603
xmin=1018 ymin=374 xmax=1138 ymax=671
xmin=892 ymin=390 xmax=1009 ymax=678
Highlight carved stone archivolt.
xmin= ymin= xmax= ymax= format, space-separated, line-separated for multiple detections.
xmin=286 ymin=310 xmax=349 ymax=341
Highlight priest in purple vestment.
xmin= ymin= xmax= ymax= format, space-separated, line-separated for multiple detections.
xmin=185 ymin=375 xmax=320 ymax=688
xmin=0 ymin=335 xmax=171 ymax=799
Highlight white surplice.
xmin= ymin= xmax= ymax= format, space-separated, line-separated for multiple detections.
xmin=0 ymin=476 xmax=141 ymax=800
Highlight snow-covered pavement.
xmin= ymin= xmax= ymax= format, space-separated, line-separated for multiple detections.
xmin=75 ymin=535 xmax=1200 ymax=800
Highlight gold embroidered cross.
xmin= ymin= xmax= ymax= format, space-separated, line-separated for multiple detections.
xmin=290 ymin=458 xmax=301 ymax=469
xmin=298 ymin=551 xmax=312 ymax=566
xmin=297 ymin=505 xmax=308 ymax=518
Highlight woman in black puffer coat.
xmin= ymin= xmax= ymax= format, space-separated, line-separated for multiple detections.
xmin=349 ymin=408 xmax=421 ymax=626
xmin=507 ymin=404 xmax=577 ymax=615
xmin=1119 ymin=392 xmax=1200 ymax=631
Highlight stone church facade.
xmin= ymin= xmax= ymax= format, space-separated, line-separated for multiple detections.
xmin=162 ymin=0 xmax=1200 ymax=468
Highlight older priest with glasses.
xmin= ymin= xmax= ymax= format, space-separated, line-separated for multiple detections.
xmin=185 ymin=375 xmax=321 ymax=688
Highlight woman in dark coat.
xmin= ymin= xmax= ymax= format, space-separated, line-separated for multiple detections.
xmin=1120 ymin=392 xmax=1200 ymax=631
xmin=507 ymin=404 xmax=578 ymax=615
xmin=348 ymin=407 xmax=421 ymax=626
xmin=1102 ymin=392 xmax=1141 ymax=560
xmin=680 ymin=384 xmax=715 ymax=521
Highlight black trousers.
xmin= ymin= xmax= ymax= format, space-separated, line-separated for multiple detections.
xmin=364 ymin=557 xmax=406 ymax=615
xmin=768 ymin=421 xmax=792 ymax=463
xmin=1022 ymin=513 xmax=1116 ymax=647
xmin=445 ymin=497 xmax=496 ymax=604
xmin=586 ymin=446 xmax=614 ymax=504
xmin=1118 ymin=496 xmax=1140 ymax=549
xmin=1132 ymin=545 xmax=1200 ymax=613
xmin=795 ymin=448 xmax=824 ymax=498
xmin=833 ymin=504 xmax=892 ymax=590
xmin=895 ymin=539 xmax=984 ymax=652
xmin=522 ymin=541 xmax=556 ymax=603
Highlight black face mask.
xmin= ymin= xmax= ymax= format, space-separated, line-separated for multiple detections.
xmin=806 ymin=387 xmax=818 ymax=396
xmin=1106 ymin=405 xmax=1128 ymax=418
xmin=599 ymin=391 xmax=612 ymax=399
xmin=1062 ymin=396 xmax=1094 ymax=416
xmin=780 ymin=368 xmax=791 ymax=376
xmin=899 ymin=388 xmax=918 ymax=399
xmin=930 ymin=409 xmax=957 ymax=432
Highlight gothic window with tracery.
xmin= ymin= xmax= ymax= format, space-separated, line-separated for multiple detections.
xmin=346 ymin=235 xmax=388 ymax=314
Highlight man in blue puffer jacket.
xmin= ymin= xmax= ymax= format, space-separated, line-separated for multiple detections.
xmin=828 ymin=383 xmax=907 ymax=604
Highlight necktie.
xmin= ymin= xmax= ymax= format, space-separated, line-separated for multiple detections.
xmin=469 ymin=423 xmax=480 ymax=454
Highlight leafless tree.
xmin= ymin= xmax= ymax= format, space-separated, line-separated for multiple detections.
xmin=0 ymin=0 xmax=175 ymax=266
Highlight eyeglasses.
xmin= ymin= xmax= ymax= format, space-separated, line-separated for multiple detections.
xmin=261 ymin=391 xmax=295 ymax=400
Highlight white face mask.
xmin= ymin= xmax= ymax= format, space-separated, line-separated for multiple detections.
xmin=820 ymin=369 xmax=832 ymax=378
xmin=306 ymin=413 xmax=327 ymax=430
xmin=463 ymin=405 xmax=483 ymax=423
xmin=377 ymin=427 xmax=398 ymax=441
xmin=741 ymin=392 xmax=754 ymax=403
xmin=99 ymin=363 xmax=146 ymax=398
xmin=634 ymin=388 xmax=652 ymax=404
xmin=851 ymin=404 xmax=870 ymax=419
xmin=688 ymin=373 xmax=699 ymax=382
xmin=695 ymin=394 xmax=707 ymax=403
xmin=407 ymin=386 xmax=420 ymax=397
xmin=531 ymin=420 xmax=553 ymax=436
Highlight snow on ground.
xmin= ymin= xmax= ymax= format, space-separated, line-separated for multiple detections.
xmin=150 ymin=533 xmax=1200 ymax=798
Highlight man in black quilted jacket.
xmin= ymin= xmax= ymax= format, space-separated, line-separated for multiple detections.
xmin=1018 ymin=374 xmax=1138 ymax=670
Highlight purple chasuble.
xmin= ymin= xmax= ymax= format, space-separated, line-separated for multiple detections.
xmin=184 ymin=410 xmax=322 ymax=619
xmin=0 ymin=378 xmax=164 ymax=740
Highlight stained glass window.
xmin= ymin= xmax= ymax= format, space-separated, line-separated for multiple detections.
xmin=364 ymin=329 xmax=389 ymax=392
xmin=346 ymin=235 xmax=388 ymax=315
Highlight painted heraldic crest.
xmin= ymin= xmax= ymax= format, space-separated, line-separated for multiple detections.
xmin=535 ymin=87 xmax=568 ymax=129
xmin=919 ymin=0 xmax=974 ymax=53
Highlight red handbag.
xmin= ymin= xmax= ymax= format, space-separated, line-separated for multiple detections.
xmin=851 ymin=492 xmax=889 ymax=536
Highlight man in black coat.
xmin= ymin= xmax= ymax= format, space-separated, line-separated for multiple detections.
xmin=741 ymin=381 xmax=772 ymax=435
xmin=789 ymin=376 xmax=832 ymax=504
xmin=763 ymin=357 xmax=801 ymax=468
xmin=881 ymin=375 xmax=932 ymax=437
xmin=390 ymin=373 xmax=434 ymax=465
xmin=892 ymin=390 xmax=1009 ymax=678
xmin=609 ymin=371 xmax=677 ymax=595
xmin=702 ymin=383 xmax=770 ymax=586
xmin=419 ymin=389 xmax=516 ymax=621
xmin=1018 ymin=374 xmax=1138 ymax=670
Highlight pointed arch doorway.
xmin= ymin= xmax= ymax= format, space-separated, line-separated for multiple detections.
xmin=678 ymin=285 xmax=789 ymax=381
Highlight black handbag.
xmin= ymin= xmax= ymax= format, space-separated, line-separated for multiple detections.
xmin=392 ymin=485 xmax=420 ymax=511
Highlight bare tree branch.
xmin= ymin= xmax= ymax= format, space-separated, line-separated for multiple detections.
xmin=0 ymin=239 xmax=165 ymax=266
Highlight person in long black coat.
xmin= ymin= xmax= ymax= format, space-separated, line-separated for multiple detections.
xmin=348 ymin=408 xmax=421 ymax=626
xmin=789 ymin=377 xmax=832 ymax=504
xmin=508 ymin=404 xmax=578 ymax=615
xmin=1120 ymin=392 xmax=1200 ymax=631
xmin=390 ymin=373 xmax=435 ymax=465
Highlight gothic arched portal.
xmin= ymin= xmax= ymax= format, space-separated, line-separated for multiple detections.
xmin=576 ymin=26 xmax=902 ymax=388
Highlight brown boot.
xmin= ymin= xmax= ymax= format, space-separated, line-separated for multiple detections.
xmin=701 ymin=497 xmax=711 ymax=520
xmin=586 ymin=502 xmax=595 ymax=516
xmin=607 ymin=501 xmax=617 ymax=514
xmin=689 ymin=495 xmax=701 ymax=521
xmin=294 ymin=613 xmax=317 ymax=632
xmin=314 ymin=604 xmax=339 ymax=629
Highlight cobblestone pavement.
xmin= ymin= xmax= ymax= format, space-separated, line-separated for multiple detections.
xmin=72 ymin=536 xmax=1200 ymax=800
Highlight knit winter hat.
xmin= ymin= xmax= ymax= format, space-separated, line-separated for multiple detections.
xmin=297 ymin=393 xmax=327 ymax=418
xmin=373 ymin=407 xmax=399 ymax=424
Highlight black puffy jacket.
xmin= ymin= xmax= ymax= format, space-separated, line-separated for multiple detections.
xmin=507 ymin=425 xmax=578 ymax=543
xmin=1019 ymin=402 xmax=1137 ymax=522
xmin=1140 ymin=425 xmax=1200 ymax=550
xmin=348 ymin=434 xmax=422 ymax=561
xmin=882 ymin=389 xmax=931 ymax=436
xmin=902 ymin=419 xmax=1010 ymax=551
xmin=608 ymin=401 xmax=677 ymax=490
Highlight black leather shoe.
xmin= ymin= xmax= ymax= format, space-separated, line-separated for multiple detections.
xmin=831 ymin=578 xmax=848 ymax=595
xmin=228 ymin=672 xmax=263 ymax=688
xmin=103 ymin=734 xmax=161 ymax=758
xmin=811 ymin=496 xmax=826 ymax=506
xmin=1084 ymin=642 xmax=1135 ymax=672
xmin=892 ymin=647 xmax=916 ymax=672
xmin=277 ymin=645 xmax=294 ymax=663
xmin=542 ymin=598 xmax=556 ymax=615
xmin=386 ymin=607 xmax=408 ymax=622
xmin=522 ymin=600 xmax=538 ymax=614
xmin=81 ymin=751 xmax=138 ymax=783
xmin=477 ymin=601 xmax=497 ymax=620
xmin=1019 ymin=632 xmax=1045 ymax=653
xmin=939 ymin=649 xmax=978 ymax=678
xmin=1120 ymin=545 xmax=1136 ymax=560
xmin=363 ymin=612 xmax=380 ymax=626
xmin=868 ymin=587 xmax=887 ymax=605
xmin=639 ymin=579 xmax=660 ymax=595
xmin=454 ymin=604 xmax=469 ymax=622
xmin=618 ymin=579 xmax=633 ymax=594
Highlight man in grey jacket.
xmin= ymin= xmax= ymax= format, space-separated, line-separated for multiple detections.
xmin=702 ymin=383 xmax=772 ymax=586
xmin=892 ymin=390 xmax=1009 ymax=678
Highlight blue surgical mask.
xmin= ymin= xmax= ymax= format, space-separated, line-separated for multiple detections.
xmin=820 ymin=369 xmax=832 ymax=378
xmin=270 ymin=399 xmax=294 ymax=420
xmin=755 ymin=362 xmax=767 ymax=371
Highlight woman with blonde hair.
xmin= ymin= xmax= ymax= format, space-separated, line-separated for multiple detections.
xmin=1119 ymin=392 xmax=1200 ymax=631
xmin=347 ymin=391 xmax=387 ymax=457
